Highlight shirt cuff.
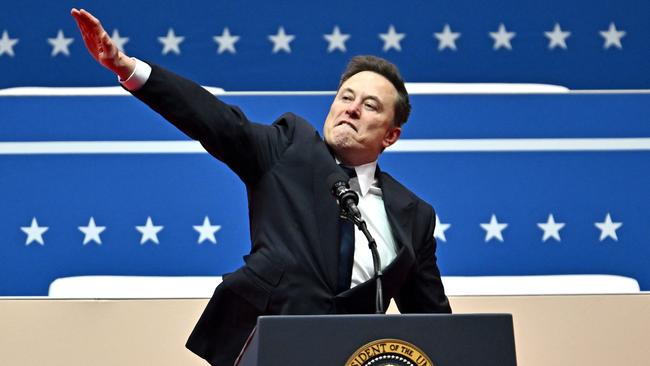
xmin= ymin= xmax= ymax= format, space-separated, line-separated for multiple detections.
xmin=119 ymin=58 xmax=152 ymax=91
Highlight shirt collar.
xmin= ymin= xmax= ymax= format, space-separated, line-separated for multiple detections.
xmin=337 ymin=159 xmax=377 ymax=197
xmin=354 ymin=161 xmax=378 ymax=196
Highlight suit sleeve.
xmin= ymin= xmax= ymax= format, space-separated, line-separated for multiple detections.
xmin=394 ymin=204 xmax=452 ymax=314
xmin=130 ymin=63 xmax=291 ymax=184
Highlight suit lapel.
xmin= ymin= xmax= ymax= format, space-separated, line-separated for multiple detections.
xmin=311 ymin=135 xmax=344 ymax=291
xmin=378 ymin=169 xmax=416 ymax=254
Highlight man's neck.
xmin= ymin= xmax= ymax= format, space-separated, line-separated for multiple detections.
xmin=330 ymin=149 xmax=379 ymax=167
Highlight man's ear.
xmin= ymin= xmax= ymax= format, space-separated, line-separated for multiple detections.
xmin=382 ymin=127 xmax=402 ymax=148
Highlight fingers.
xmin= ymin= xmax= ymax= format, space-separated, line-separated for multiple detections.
xmin=73 ymin=9 xmax=103 ymax=35
xmin=71 ymin=8 xmax=85 ymax=33
xmin=71 ymin=8 xmax=114 ymax=61
xmin=72 ymin=13 xmax=100 ymax=59
xmin=70 ymin=8 xmax=133 ymax=76
xmin=71 ymin=8 xmax=88 ymax=32
xmin=72 ymin=8 xmax=95 ymax=43
xmin=80 ymin=9 xmax=104 ymax=30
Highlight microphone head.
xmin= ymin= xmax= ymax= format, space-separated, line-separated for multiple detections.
xmin=327 ymin=172 xmax=359 ymax=208
xmin=326 ymin=172 xmax=349 ymax=197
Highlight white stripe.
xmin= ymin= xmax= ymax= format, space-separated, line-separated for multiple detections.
xmin=0 ymin=141 xmax=205 ymax=154
xmin=2 ymin=87 xmax=650 ymax=97
xmin=388 ymin=138 xmax=650 ymax=152
xmin=1 ymin=138 xmax=650 ymax=155
xmin=0 ymin=87 xmax=330 ymax=97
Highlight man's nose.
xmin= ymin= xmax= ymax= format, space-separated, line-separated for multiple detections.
xmin=345 ymin=99 xmax=361 ymax=118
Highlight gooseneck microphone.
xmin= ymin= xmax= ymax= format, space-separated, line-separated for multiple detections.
xmin=328 ymin=175 xmax=361 ymax=220
xmin=327 ymin=172 xmax=384 ymax=314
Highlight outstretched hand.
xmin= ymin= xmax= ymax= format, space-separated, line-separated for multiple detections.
xmin=71 ymin=8 xmax=136 ymax=80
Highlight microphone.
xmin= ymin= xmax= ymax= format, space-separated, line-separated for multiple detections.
xmin=327 ymin=172 xmax=384 ymax=314
xmin=327 ymin=173 xmax=361 ymax=220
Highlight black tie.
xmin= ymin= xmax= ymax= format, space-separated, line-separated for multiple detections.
xmin=337 ymin=165 xmax=356 ymax=293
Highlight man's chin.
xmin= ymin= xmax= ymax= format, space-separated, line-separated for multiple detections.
xmin=326 ymin=134 xmax=354 ymax=151
xmin=329 ymin=143 xmax=363 ymax=165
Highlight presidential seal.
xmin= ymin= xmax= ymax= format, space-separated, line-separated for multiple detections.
xmin=344 ymin=339 xmax=434 ymax=366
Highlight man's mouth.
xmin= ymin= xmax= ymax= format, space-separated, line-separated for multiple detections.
xmin=336 ymin=120 xmax=358 ymax=132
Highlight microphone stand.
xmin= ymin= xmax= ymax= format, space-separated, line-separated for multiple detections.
xmin=344 ymin=212 xmax=384 ymax=314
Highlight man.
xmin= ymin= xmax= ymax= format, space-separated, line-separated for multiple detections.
xmin=72 ymin=8 xmax=451 ymax=366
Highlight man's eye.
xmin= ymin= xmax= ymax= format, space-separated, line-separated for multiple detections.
xmin=341 ymin=95 xmax=353 ymax=101
xmin=364 ymin=103 xmax=377 ymax=110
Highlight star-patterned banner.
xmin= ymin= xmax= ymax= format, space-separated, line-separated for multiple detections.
xmin=0 ymin=0 xmax=648 ymax=90
xmin=1 ymin=92 xmax=649 ymax=295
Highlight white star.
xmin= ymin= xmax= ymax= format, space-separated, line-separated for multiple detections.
xmin=78 ymin=217 xmax=106 ymax=245
xmin=599 ymin=23 xmax=626 ymax=49
xmin=213 ymin=27 xmax=240 ymax=54
xmin=47 ymin=29 xmax=74 ymax=57
xmin=433 ymin=214 xmax=451 ymax=242
xmin=595 ymin=213 xmax=622 ymax=241
xmin=544 ymin=23 xmax=571 ymax=50
xmin=379 ymin=25 xmax=405 ymax=52
xmin=158 ymin=28 xmax=184 ymax=55
xmin=480 ymin=214 xmax=508 ymax=242
xmin=434 ymin=24 xmax=461 ymax=51
xmin=537 ymin=214 xmax=565 ymax=242
xmin=193 ymin=216 xmax=221 ymax=244
xmin=323 ymin=26 xmax=350 ymax=53
xmin=489 ymin=23 xmax=516 ymax=50
xmin=268 ymin=26 xmax=295 ymax=53
xmin=136 ymin=216 xmax=163 ymax=245
xmin=109 ymin=29 xmax=129 ymax=52
xmin=0 ymin=30 xmax=19 ymax=57
xmin=20 ymin=217 xmax=48 ymax=246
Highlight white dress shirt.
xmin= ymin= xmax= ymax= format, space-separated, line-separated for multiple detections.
xmin=344 ymin=161 xmax=398 ymax=288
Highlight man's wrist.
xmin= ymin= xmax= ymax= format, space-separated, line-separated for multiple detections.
xmin=119 ymin=58 xmax=152 ymax=91
xmin=113 ymin=53 xmax=137 ymax=81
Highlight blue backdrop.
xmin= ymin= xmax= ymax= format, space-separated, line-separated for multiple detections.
xmin=0 ymin=0 xmax=648 ymax=89
xmin=1 ymin=92 xmax=649 ymax=295
xmin=1 ymin=0 xmax=648 ymax=295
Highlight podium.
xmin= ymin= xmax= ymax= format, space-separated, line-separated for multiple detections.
xmin=237 ymin=314 xmax=517 ymax=366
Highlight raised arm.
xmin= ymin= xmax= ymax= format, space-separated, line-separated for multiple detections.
xmin=71 ymin=8 xmax=135 ymax=81
xmin=70 ymin=8 xmax=294 ymax=185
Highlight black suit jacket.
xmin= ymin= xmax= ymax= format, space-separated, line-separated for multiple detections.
xmin=131 ymin=64 xmax=451 ymax=366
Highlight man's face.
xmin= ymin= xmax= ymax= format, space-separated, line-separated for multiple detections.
xmin=323 ymin=71 xmax=402 ymax=166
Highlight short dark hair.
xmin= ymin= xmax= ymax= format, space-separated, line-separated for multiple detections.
xmin=338 ymin=55 xmax=411 ymax=127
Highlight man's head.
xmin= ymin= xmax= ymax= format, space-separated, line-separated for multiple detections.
xmin=323 ymin=56 xmax=411 ymax=166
